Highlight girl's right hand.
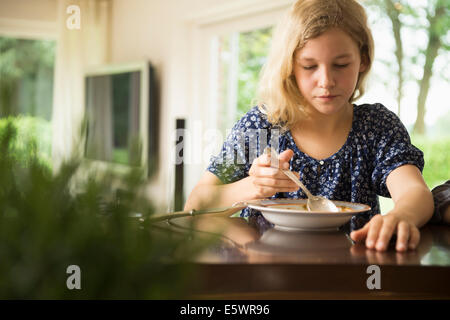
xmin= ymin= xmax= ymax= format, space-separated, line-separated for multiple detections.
xmin=248 ymin=148 xmax=300 ymax=198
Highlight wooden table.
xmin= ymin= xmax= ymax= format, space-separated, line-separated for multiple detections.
xmin=154 ymin=215 xmax=450 ymax=299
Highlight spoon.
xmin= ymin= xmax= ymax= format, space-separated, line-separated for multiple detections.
xmin=264 ymin=147 xmax=339 ymax=212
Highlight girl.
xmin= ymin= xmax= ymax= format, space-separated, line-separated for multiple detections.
xmin=184 ymin=0 xmax=434 ymax=252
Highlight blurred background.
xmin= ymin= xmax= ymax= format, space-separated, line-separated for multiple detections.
xmin=0 ymin=0 xmax=449 ymax=213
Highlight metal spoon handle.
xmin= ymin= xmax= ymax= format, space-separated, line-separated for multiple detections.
xmin=148 ymin=205 xmax=243 ymax=223
xmin=281 ymin=169 xmax=314 ymax=199
xmin=147 ymin=199 xmax=265 ymax=223
xmin=264 ymin=147 xmax=314 ymax=199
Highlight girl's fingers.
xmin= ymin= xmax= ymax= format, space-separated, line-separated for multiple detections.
xmin=365 ymin=215 xmax=384 ymax=249
xmin=251 ymin=157 xmax=299 ymax=181
xmin=264 ymin=148 xmax=294 ymax=169
xmin=249 ymin=148 xmax=300 ymax=195
xmin=254 ymin=177 xmax=299 ymax=189
xmin=375 ymin=216 xmax=397 ymax=251
xmin=408 ymin=227 xmax=420 ymax=250
xmin=350 ymin=221 xmax=370 ymax=242
xmin=395 ymin=221 xmax=410 ymax=252
xmin=256 ymin=153 xmax=272 ymax=167
xmin=253 ymin=185 xmax=298 ymax=196
xmin=258 ymin=166 xmax=291 ymax=179
xmin=278 ymin=149 xmax=294 ymax=164
xmin=350 ymin=214 xmax=422 ymax=252
xmin=249 ymin=155 xmax=274 ymax=176
xmin=254 ymin=168 xmax=299 ymax=190
xmin=251 ymin=154 xmax=289 ymax=173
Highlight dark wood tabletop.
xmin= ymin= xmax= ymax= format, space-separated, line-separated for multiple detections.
xmin=153 ymin=214 xmax=450 ymax=299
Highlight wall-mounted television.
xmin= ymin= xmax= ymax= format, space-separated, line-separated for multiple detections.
xmin=83 ymin=61 xmax=158 ymax=178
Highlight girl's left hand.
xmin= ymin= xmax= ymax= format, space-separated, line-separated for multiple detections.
xmin=350 ymin=212 xmax=420 ymax=252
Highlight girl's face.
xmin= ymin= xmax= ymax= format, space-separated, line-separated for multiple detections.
xmin=293 ymin=28 xmax=366 ymax=116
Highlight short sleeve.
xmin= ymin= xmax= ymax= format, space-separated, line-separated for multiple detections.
xmin=206 ymin=107 xmax=270 ymax=184
xmin=370 ymin=105 xmax=424 ymax=197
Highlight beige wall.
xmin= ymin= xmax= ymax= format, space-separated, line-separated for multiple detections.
xmin=111 ymin=0 xmax=226 ymax=64
xmin=0 ymin=0 xmax=57 ymax=21
xmin=0 ymin=0 xmax=58 ymax=39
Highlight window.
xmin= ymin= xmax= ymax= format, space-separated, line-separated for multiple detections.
xmin=183 ymin=2 xmax=289 ymax=196
xmin=0 ymin=37 xmax=55 ymax=120
xmin=0 ymin=36 xmax=55 ymax=165
xmin=216 ymin=26 xmax=273 ymax=134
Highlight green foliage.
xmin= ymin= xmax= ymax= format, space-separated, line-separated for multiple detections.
xmin=412 ymin=135 xmax=450 ymax=189
xmin=0 ymin=121 xmax=208 ymax=299
xmin=429 ymin=110 xmax=450 ymax=137
xmin=0 ymin=37 xmax=55 ymax=120
xmin=236 ymin=27 xmax=273 ymax=119
xmin=363 ymin=1 xmax=449 ymax=136
xmin=112 ymin=148 xmax=130 ymax=165
xmin=0 ymin=37 xmax=55 ymax=81
xmin=0 ymin=115 xmax=52 ymax=169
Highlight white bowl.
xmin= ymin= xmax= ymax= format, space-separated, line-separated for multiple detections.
xmin=247 ymin=198 xmax=370 ymax=232
xmin=244 ymin=227 xmax=354 ymax=257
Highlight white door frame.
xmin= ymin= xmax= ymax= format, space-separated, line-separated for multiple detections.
xmin=183 ymin=0 xmax=294 ymax=200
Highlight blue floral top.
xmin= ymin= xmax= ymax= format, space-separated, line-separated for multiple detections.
xmin=207 ymin=103 xmax=424 ymax=232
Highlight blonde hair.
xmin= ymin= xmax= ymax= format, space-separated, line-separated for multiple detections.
xmin=257 ymin=0 xmax=374 ymax=129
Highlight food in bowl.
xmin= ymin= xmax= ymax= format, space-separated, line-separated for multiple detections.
xmin=268 ymin=203 xmax=354 ymax=212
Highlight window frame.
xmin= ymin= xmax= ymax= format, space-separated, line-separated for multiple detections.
xmin=183 ymin=0 xmax=293 ymax=197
